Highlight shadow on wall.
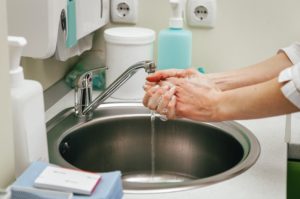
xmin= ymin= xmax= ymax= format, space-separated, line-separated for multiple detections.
xmin=21 ymin=56 xmax=79 ymax=90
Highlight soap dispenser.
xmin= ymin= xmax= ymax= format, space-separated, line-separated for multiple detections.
xmin=157 ymin=0 xmax=192 ymax=70
xmin=8 ymin=36 xmax=49 ymax=177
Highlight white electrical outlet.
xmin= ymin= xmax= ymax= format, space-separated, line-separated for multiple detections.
xmin=187 ymin=0 xmax=217 ymax=28
xmin=111 ymin=0 xmax=138 ymax=24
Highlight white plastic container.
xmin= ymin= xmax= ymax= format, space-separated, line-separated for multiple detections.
xmin=8 ymin=36 xmax=49 ymax=177
xmin=104 ymin=27 xmax=155 ymax=100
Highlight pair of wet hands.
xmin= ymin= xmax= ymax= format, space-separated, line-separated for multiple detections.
xmin=143 ymin=80 xmax=177 ymax=121
xmin=142 ymin=67 xmax=215 ymax=120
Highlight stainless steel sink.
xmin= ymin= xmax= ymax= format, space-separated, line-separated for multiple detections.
xmin=47 ymin=102 xmax=260 ymax=193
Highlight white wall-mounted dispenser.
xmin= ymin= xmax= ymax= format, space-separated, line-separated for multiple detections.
xmin=8 ymin=36 xmax=49 ymax=177
xmin=7 ymin=0 xmax=110 ymax=60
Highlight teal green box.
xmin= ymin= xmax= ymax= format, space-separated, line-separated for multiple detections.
xmin=287 ymin=160 xmax=300 ymax=199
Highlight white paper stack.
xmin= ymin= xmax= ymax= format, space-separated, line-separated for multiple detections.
xmin=34 ymin=166 xmax=101 ymax=195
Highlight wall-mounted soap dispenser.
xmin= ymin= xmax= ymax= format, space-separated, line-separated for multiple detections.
xmin=7 ymin=0 xmax=110 ymax=60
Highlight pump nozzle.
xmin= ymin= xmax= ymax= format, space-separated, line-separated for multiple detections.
xmin=169 ymin=0 xmax=183 ymax=28
xmin=8 ymin=36 xmax=27 ymax=87
xmin=8 ymin=36 xmax=27 ymax=71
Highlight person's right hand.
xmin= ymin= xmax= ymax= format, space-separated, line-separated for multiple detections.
xmin=166 ymin=77 xmax=222 ymax=121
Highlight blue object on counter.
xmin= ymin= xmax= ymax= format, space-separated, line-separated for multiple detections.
xmin=11 ymin=186 xmax=73 ymax=199
xmin=65 ymin=63 xmax=106 ymax=91
xmin=197 ymin=67 xmax=206 ymax=74
xmin=66 ymin=0 xmax=77 ymax=48
xmin=11 ymin=161 xmax=123 ymax=199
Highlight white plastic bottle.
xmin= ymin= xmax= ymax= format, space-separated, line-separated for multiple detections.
xmin=8 ymin=36 xmax=49 ymax=177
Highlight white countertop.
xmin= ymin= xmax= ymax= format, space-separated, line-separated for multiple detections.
xmin=289 ymin=112 xmax=300 ymax=145
xmin=46 ymin=91 xmax=287 ymax=199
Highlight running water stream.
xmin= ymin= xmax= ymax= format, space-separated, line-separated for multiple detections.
xmin=150 ymin=111 xmax=156 ymax=180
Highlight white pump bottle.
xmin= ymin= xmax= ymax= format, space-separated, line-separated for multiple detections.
xmin=8 ymin=36 xmax=49 ymax=177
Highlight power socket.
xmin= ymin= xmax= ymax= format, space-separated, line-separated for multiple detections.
xmin=187 ymin=0 xmax=217 ymax=28
xmin=111 ymin=0 xmax=138 ymax=24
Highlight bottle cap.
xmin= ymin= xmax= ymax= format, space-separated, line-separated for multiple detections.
xmin=169 ymin=18 xmax=183 ymax=29
xmin=169 ymin=0 xmax=183 ymax=28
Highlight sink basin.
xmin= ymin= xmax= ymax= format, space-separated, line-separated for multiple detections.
xmin=47 ymin=102 xmax=260 ymax=193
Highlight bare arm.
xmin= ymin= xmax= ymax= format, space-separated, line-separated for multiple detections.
xmin=207 ymin=52 xmax=293 ymax=91
xmin=216 ymin=78 xmax=299 ymax=121
xmin=143 ymin=51 xmax=298 ymax=121
xmin=146 ymin=76 xmax=299 ymax=122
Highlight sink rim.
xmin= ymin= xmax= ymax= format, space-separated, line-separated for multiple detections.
xmin=47 ymin=102 xmax=260 ymax=194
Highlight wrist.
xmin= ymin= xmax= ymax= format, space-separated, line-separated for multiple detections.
xmin=204 ymin=90 xmax=224 ymax=122
xmin=207 ymin=73 xmax=238 ymax=91
xmin=213 ymin=91 xmax=232 ymax=121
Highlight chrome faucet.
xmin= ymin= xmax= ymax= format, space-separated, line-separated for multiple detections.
xmin=74 ymin=60 xmax=156 ymax=118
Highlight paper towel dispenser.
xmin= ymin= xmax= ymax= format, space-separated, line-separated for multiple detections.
xmin=7 ymin=0 xmax=109 ymax=59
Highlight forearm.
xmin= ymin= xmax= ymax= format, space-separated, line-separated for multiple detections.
xmin=216 ymin=78 xmax=299 ymax=121
xmin=208 ymin=52 xmax=293 ymax=91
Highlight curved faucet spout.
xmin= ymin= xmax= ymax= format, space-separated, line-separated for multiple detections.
xmin=74 ymin=60 xmax=156 ymax=118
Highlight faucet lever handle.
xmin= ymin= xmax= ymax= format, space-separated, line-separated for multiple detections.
xmin=74 ymin=72 xmax=93 ymax=116
xmin=74 ymin=66 xmax=107 ymax=117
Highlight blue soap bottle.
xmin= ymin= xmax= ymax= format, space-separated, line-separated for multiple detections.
xmin=157 ymin=0 xmax=192 ymax=70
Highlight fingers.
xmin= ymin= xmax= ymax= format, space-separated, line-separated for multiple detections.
xmin=185 ymin=68 xmax=202 ymax=78
xmin=156 ymin=86 xmax=176 ymax=113
xmin=157 ymin=95 xmax=176 ymax=121
xmin=143 ymin=81 xmax=157 ymax=92
xmin=147 ymin=88 xmax=164 ymax=110
xmin=144 ymin=85 xmax=171 ymax=110
xmin=155 ymin=87 xmax=176 ymax=120
xmin=158 ymin=80 xmax=174 ymax=88
xmin=143 ymin=80 xmax=173 ymax=92
xmin=167 ymin=76 xmax=204 ymax=90
xmin=146 ymin=69 xmax=184 ymax=82
xmin=146 ymin=68 xmax=202 ymax=83
xmin=143 ymin=83 xmax=177 ymax=120
xmin=166 ymin=96 xmax=176 ymax=119
xmin=143 ymin=85 xmax=159 ymax=107
xmin=166 ymin=77 xmax=185 ymax=87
